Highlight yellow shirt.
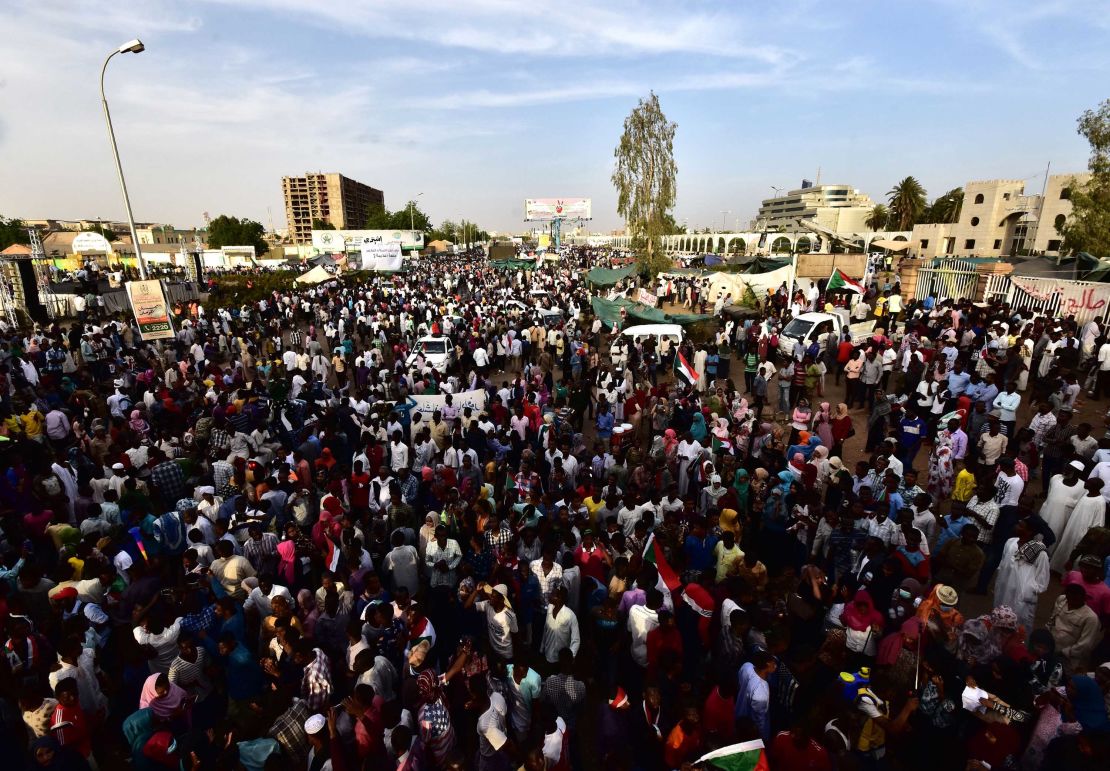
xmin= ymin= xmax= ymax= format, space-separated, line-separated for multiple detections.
xmin=22 ymin=410 xmax=44 ymax=438
xmin=952 ymin=469 xmax=977 ymax=502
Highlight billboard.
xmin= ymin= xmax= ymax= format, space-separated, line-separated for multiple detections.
xmin=311 ymin=229 xmax=424 ymax=252
xmin=524 ymin=198 xmax=592 ymax=221
xmin=126 ymin=280 xmax=175 ymax=341
xmin=72 ymin=232 xmax=113 ymax=254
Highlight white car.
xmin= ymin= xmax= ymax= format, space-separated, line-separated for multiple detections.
xmin=406 ymin=336 xmax=456 ymax=373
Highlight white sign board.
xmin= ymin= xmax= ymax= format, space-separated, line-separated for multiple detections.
xmin=312 ymin=229 xmax=424 ymax=251
xmin=524 ymin=198 xmax=592 ymax=221
xmin=406 ymin=389 xmax=488 ymax=421
xmin=637 ymin=289 xmax=658 ymax=307
xmin=72 ymin=232 xmax=112 ymax=254
xmin=360 ymin=241 xmax=403 ymax=271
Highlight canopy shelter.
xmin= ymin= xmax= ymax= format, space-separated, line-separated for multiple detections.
xmin=590 ymin=296 xmax=710 ymax=330
xmin=294 ymin=265 xmax=333 ymax=285
xmin=490 ymin=259 xmax=537 ymax=271
xmin=870 ymin=238 xmax=911 ymax=251
xmin=585 ymin=264 xmax=638 ymax=286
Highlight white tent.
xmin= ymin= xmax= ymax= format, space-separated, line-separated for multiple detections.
xmin=294 ymin=265 xmax=332 ymax=285
xmin=705 ymin=264 xmax=800 ymax=301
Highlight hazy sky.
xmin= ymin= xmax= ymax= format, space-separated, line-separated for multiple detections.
xmin=2 ymin=0 xmax=1107 ymax=234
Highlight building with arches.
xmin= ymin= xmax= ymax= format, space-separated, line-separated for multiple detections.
xmin=907 ymin=173 xmax=1090 ymax=260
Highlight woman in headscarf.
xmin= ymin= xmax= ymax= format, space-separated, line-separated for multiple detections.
xmin=812 ymin=401 xmax=834 ymax=448
xmin=989 ymin=605 xmax=1032 ymax=665
xmin=418 ymin=513 xmax=438 ymax=561
xmin=876 ymin=617 xmax=922 ymax=693
xmin=416 ymin=669 xmax=458 ymax=765
xmin=810 ymin=445 xmax=831 ymax=496
xmin=789 ymin=398 xmax=812 ymax=445
xmin=731 ymin=468 xmax=751 ymax=515
xmin=957 ymin=615 xmax=1001 ymax=667
xmin=689 ymin=412 xmax=708 ymax=443
xmin=927 ymin=445 xmax=955 ymax=501
xmin=840 ymin=589 xmax=884 ymax=661
xmin=128 ymin=409 xmax=150 ymax=440
xmin=830 ymin=403 xmax=852 ymax=458
xmin=1066 ymin=674 xmax=1110 ymax=732
xmin=139 ymin=673 xmax=191 ymax=729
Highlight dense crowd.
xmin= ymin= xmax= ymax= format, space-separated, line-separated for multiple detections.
xmin=0 ymin=247 xmax=1108 ymax=771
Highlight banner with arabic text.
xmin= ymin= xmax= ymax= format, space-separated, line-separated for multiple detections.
xmin=1010 ymin=276 xmax=1110 ymax=323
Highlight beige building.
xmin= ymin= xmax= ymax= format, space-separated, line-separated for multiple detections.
xmin=135 ymin=225 xmax=207 ymax=247
xmin=282 ymin=172 xmax=384 ymax=244
xmin=751 ymin=184 xmax=876 ymax=234
xmin=908 ymin=173 xmax=1090 ymax=259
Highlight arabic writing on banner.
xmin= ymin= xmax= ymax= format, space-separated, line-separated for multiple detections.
xmin=406 ymin=389 xmax=488 ymax=420
xmin=125 ymin=280 xmax=175 ymax=341
xmin=1010 ymin=276 xmax=1110 ymax=323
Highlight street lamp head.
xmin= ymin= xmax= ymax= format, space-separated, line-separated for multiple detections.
xmin=118 ymin=39 xmax=145 ymax=54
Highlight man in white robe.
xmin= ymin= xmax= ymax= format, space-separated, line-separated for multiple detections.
xmin=993 ymin=519 xmax=1050 ymax=632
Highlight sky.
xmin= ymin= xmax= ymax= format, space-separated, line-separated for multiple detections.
xmin=1 ymin=0 xmax=1108 ymax=235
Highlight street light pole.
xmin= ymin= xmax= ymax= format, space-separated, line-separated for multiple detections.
xmin=101 ymin=39 xmax=148 ymax=280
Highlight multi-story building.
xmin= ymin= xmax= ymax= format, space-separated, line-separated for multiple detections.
xmin=908 ymin=173 xmax=1091 ymax=259
xmin=282 ymin=172 xmax=384 ymax=244
xmin=751 ymin=183 xmax=877 ymax=234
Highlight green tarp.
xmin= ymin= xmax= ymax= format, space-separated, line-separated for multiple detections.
xmin=585 ymin=265 xmax=637 ymax=286
xmin=490 ymin=259 xmax=537 ymax=271
xmin=590 ymin=296 xmax=711 ymax=329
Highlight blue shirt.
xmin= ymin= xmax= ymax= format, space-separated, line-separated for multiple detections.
xmin=683 ymin=534 xmax=719 ymax=572
xmin=596 ymin=412 xmax=614 ymax=439
xmin=899 ymin=417 xmax=927 ymax=448
xmin=935 ymin=514 xmax=972 ymax=550
xmin=947 ymin=371 xmax=971 ymax=397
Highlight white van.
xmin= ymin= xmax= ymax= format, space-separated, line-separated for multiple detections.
xmin=406 ymin=336 xmax=456 ymax=373
xmin=611 ymin=323 xmax=684 ymax=358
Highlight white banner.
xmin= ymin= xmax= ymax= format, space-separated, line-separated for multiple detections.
xmin=406 ymin=389 xmax=487 ymax=420
xmin=524 ymin=197 xmax=592 ymax=221
xmin=312 ymin=229 xmax=424 ymax=251
xmin=1011 ymin=276 xmax=1110 ymax=323
xmin=637 ymin=288 xmax=658 ymax=307
xmin=360 ymin=241 xmax=403 ymax=271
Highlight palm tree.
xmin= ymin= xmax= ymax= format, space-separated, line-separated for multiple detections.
xmin=865 ymin=204 xmax=889 ymax=231
xmin=887 ymin=176 xmax=927 ymax=231
xmin=933 ymin=187 xmax=964 ymax=224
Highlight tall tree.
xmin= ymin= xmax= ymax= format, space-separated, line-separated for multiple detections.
xmin=0 ymin=216 xmax=31 ymax=251
xmin=1061 ymin=98 xmax=1110 ymax=257
xmin=887 ymin=176 xmax=927 ymax=231
xmin=206 ymin=215 xmax=268 ymax=255
xmin=311 ymin=218 xmax=335 ymax=230
xmin=612 ymin=91 xmax=677 ymax=278
xmin=864 ymin=205 xmax=889 ymax=231
xmin=921 ymin=187 xmax=964 ymax=224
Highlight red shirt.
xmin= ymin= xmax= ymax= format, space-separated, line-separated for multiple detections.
xmin=51 ymin=703 xmax=92 ymax=758
xmin=770 ymin=732 xmax=831 ymax=771
xmin=645 ymin=625 xmax=683 ymax=678
xmin=702 ymin=686 xmax=736 ymax=744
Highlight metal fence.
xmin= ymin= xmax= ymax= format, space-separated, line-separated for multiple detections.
xmin=912 ymin=258 xmax=979 ymax=302
xmin=982 ymin=273 xmax=1110 ymax=324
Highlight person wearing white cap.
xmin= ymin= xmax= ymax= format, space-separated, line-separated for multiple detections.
xmin=304 ymin=712 xmax=337 ymax=771
xmin=465 ymin=582 xmax=518 ymax=660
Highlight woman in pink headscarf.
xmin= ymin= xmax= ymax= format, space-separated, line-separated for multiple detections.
xmin=813 ymin=402 xmax=834 ymax=449
xmin=276 ymin=538 xmax=297 ymax=587
xmin=129 ymin=409 xmax=149 ymax=439
xmin=140 ymin=673 xmax=191 ymax=726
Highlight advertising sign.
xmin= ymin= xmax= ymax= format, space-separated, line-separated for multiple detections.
xmin=360 ymin=241 xmax=403 ymax=272
xmin=311 ymin=229 xmax=424 ymax=252
xmin=126 ymin=280 xmax=175 ymax=340
xmin=524 ymin=198 xmax=592 ymax=221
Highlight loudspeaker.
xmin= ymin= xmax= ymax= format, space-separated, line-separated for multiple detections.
xmin=16 ymin=260 xmax=47 ymax=323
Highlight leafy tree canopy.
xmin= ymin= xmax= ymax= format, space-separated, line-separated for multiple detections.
xmin=1061 ymin=99 xmax=1110 ymax=257
xmin=206 ymin=215 xmax=268 ymax=255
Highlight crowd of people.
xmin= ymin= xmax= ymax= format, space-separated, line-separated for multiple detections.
xmin=0 ymin=246 xmax=1107 ymax=771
